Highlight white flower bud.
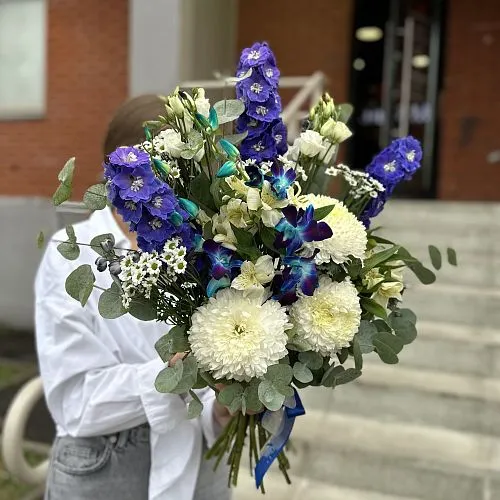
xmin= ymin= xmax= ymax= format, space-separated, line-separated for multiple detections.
xmin=168 ymin=95 xmax=185 ymax=117
xmin=321 ymin=119 xmax=352 ymax=144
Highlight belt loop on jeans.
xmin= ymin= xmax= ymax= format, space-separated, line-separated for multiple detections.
xmin=115 ymin=428 xmax=131 ymax=449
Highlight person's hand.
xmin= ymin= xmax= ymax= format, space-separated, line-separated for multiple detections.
xmin=168 ymin=352 xmax=187 ymax=366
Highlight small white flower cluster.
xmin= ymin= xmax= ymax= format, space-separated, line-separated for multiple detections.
xmin=325 ymin=163 xmax=385 ymax=199
xmin=118 ymin=238 xmax=187 ymax=308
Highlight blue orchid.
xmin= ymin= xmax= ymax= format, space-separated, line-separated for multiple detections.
xmin=266 ymin=163 xmax=296 ymax=199
xmin=203 ymin=240 xmax=242 ymax=297
xmin=275 ymin=205 xmax=332 ymax=255
xmin=274 ymin=256 xmax=318 ymax=305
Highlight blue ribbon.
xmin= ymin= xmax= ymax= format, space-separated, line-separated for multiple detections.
xmin=254 ymin=390 xmax=305 ymax=488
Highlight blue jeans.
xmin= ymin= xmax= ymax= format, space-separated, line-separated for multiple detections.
xmin=44 ymin=424 xmax=231 ymax=500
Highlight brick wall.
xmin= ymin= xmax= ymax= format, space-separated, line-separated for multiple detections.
xmin=237 ymin=0 xmax=354 ymax=104
xmin=437 ymin=0 xmax=500 ymax=200
xmin=0 ymin=0 xmax=128 ymax=198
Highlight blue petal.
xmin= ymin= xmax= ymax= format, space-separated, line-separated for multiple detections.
xmin=207 ymin=276 xmax=231 ymax=298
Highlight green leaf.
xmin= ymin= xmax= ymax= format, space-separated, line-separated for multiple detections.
xmin=190 ymin=171 xmax=217 ymax=214
xmin=213 ymin=99 xmax=246 ymax=125
xmin=352 ymin=337 xmax=363 ymax=370
xmin=313 ymin=204 xmax=335 ymax=221
xmin=362 ymin=246 xmax=401 ymax=275
xmin=298 ymin=352 xmax=323 ymax=370
xmin=172 ymin=356 xmax=199 ymax=394
xmin=265 ymin=364 xmax=293 ymax=386
xmin=258 ymin=380 xmax=285 ymax=411
xmin=218 ymin=383 xmax=244 ymax=413
xmin=321 ymin=364 xmax=344 ymax=387
xmin=65 ymin=225 xmax=77 ymax=243
xmin=396 ymin=247 xmax=436 ymax=284
xmin=192 ymin=372 xmax=209 ymax=390
xmin=187 ymin=391 xmax=204 ymax=419
xmin=57 ymin=241 xmax=80 ymax=260
xmin=83 ymin=183 xmax=108 ymax=211
xmin=335 ymin=368 xmax=362 ymax=385
xmin=389 ymin=311 xmax=417 ymax=345
xmin=154 ymin=325 xmax=189 ymax=361
xmin=53 ymin=158 xmax=76 ymax=206
xmin=356 ymin=320 xmax=377 ymax=354
xmin=428 ymin=245 xmax=442 ymax=270
xmin=360 ymin=297 xmax=388 ymax=319
xmin=337 ymin=347 xmax=349 ymax=364
xmin=347 ymin=259 xmax=363 ymax=279
xmin=98 ymin=283 xmax=127 ymax=319
xmin=447 ymin=247 xmax=458 ymax=266
xmin=155 ymin=359 xmax=183 ymax=393
xmin=129 ymin=298 xmax=157 ymax=321
xmin=260 ymin=225 xmax=279 ymax=253
xmin=373 ymin=332 xmax=404 ymax=364
xmin=53 ymin=182 xmax=72 ymax=206
xmin=37 ymin=231 xmax=45 ymax=249
xmin=65 ymin=264 xmax=95 ymax=306
xmin=398 ymin=308 xmax=417 ymax=325
xmin=369 ymin=234 xmax=395 ymax=246
xmin=243 ymin=381 xmax=264 ymax=413
xmin=293 ymin=362 xmax=314 ymax=383
xmin=222 ymin=131 xmax=248 ymax=145
xmin=337 ymin=103 xmax=354 ymax=123
xmin=231 ymin=224 xmax=255 ymax=248
xmin=90 ymin=233 xmax=116 ymax=257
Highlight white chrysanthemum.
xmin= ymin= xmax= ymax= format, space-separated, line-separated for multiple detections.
xmin=289 ymin=277 xmax=361 ymax=356
xmin=300 ymin=194 xmax=367 ymax=265
xmin=189 ymin=289 xmax=291 ymax=381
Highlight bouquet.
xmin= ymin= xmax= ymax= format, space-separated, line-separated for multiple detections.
xmin=46 ymin=42 xmax=457 ymax=490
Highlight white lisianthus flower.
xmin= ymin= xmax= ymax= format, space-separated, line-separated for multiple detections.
xmin=298 ymin=130 xmax=326 ymax=157
xmin=154 ymin=130 xmax=184 ymax=158
xmin=194 ymin=88 xmax=210 ymax=117
xmin=247 ymin=181 xmax=288 ymax=228
xmin=300 ymin=194 xmax=367 ymax=265
xmin=289 ymin=277 xmax=361 ymax=356
xmin=319 ymin=139 xmax=337 ymax=164
xmin=231 ymin=255 xmax=275 ymax=291
xmin=212 ymin=214 xmax=238 ymax=250
xmin=189 ymin=289 xmax=291 ymax=381
xmin=320 ymin=118 xmax=352 ymax=144
xmin=220 ymin=198 xmax=250 ymax=229
xmin=372 ymin=281 xmax=404 ymax=309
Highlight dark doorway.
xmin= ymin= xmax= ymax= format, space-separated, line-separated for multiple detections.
xmin=347 ymin=0 xmax=446 ymax=198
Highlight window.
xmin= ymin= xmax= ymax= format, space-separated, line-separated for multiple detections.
xmin=0 ymin=0 xmax=47 ymax=119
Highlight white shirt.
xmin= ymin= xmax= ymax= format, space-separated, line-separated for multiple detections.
xmin=35 ymin=207 xmax=218 ymax=500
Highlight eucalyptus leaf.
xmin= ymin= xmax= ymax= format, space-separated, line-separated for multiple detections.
xmin=83 ymin=183 xmax=108 ymax=211
xmin=352 ymin=337 xmax=363 ymax=370
xmin=129 ymin=298 xmax=157 ymax=321
xmin=65 ymin=225 xmax=77 ymax=243
xmin=222 ymin=131 xmax=248 ymax=145
xmin=218 ymin=383 xmax=244 ymax=408
xmin=258 ymin=380 xmax=285 ymax=411
xmin=243 ymin=382 xmax=264 ymax=413
xmin=337 ymin=103 xmax=354 ymax=123
xmin=360 ymin=297 xmax=388 ymax=319
xmin=155 ymin=360 xmax=183 ymax=393
xmin=428 ymin=245 xmax=442 ymax=270
xmin=447 ymin=247 xmax=458 ymax=266
xmin=373 ymin=332 xmax=403 ymax=364
xmin=37 ymin=231 xmax=45 ymax=249
xmin=213 ymin=99 xmax=246 ymax=125
xmin=298 ymin=351 xmax=323 ymax=370
xmin=53 ymin=183 xmax=72 ymax=206
xmin=356 ymin=320 xmax=377 ymax=353
xmin=65 ymin=264 xmax=95 ymax=306
xmin=58 ymin=157 xmax=76 ymax=184
xmin=321 ymin=364 xmax=344 ymax=388
xmin=335 ymin=368 xmax=362 ymax=385
xmin=90 ymin=234 xmax=116 ymax=257
xmin=398 ymin=308 xmax=417 ymax=325
xmin=396 ymin=247 xmax=436 ymax=284
xmin=337 ymin=348 xmax=349 ymax=364
xmin=313 ymin=204 xmax=335 ymax=221
xmin=155 ymin=325 xmax=189 ymax=361
xmin=98 ymin=283 xmax=127 ymax=319
xmin=172 ymin=356 xmax=199 ymax=394
xmin=187 ymin=391 xmax=203 ymax=419
xmin=389 ymin=312 xmax=417 ymax=345
xmin=293 ymin=362 xmax=314 ymax=383
xmin=57 ymin=241 xmax=80 ymax=260
xmin=265 ymin=364 xmax=293 ymax=386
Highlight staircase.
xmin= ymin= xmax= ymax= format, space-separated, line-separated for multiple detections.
xmin=236 ymin=201 xmax=500 ymax=500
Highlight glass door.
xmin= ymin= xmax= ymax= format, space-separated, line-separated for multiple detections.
xmin=348 ymin=0 xmax=446 ymax=197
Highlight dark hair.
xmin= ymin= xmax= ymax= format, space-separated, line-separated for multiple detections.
xmin=102 ymin=94 xmax=166 ymax=156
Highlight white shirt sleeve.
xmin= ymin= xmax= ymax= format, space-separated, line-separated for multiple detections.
xmin=35 ymin=242 xmax=187 ymax=438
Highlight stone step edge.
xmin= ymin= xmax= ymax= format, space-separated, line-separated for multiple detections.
xmin=405 ymin=282 xmax=500 ymax=298
xmin=292 ymin=410 xmax=500 ymax=477
xmin=235 ymin=469 xmax=422 ymax=500
xmin=357 ymin=361 xmax=500 ymax=404
xmin=418 ymin=320 xmax=500 ymax=346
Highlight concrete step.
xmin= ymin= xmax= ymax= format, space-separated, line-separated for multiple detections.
xmin=287 ymin=409 xmax=499 ymax=500
xmin=235 ymin=471 xmax=422 ymax=500
xmin=403 ymin=283 xmax=500 ymax=327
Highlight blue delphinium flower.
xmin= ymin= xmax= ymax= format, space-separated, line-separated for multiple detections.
xmin=274 ymin=256 xmax=318 ymax=305
xmin=235 ymin=42 xmax=288 ymax=163
xmin=275 ymin=205 xmax=332 ymax=255
xmin=389 ymin=136 xmax=423 ymax=179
